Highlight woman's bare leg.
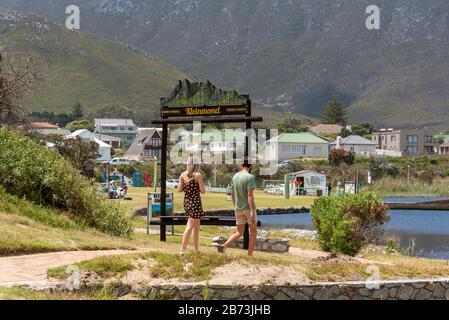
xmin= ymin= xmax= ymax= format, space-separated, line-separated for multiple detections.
xmin=181 ymin=218 xmax=194 ymax=251
xmin=192 ymin=219 xmax=200 ymax=252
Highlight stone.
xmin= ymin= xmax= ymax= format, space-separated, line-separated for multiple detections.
xmin=313 ymin=288 xmax=331 ymax=300
xmin=221 ymin=289 xmax=240 ymax=299
xmin=272 ymin=244 xmax=288 ymax=252
xmin=273 ymin=291 xmax=290 ymax=300
xmin=280 ymin=287 xmax=297 ymax=299
xmin=249 ymin=291 xmax=267 ymax=300
xmin=397 ymin=286 xmax=414 ymax=300
xmin=445 ymin=289 xmax=449 ymax=300
xmin=432 ymin=283 xmax=445 ymax=299
xmin=424 ymin=283 xmax=436 ymax=291
xmin=336 ymin=295 xmax=350 ymax=300
xmin=329 ymin=286 xmax=341 ymax=296
xmin=372 ymin=288 xmax=389 ymax=300
xmin=358 ymin=288 xmax=371 ymax=297
xmin=389 ymin=288 xmax=398 ymax=298
xmin=261 ymin=285 xmax=278 ymax=297
xmin=178 ymin=289 xmax=194 ymax=299
xmin=300 ymin=287 xmax=317 ymax=297
xmin=415 ymin=289 xmax=432 ymax=300
xmin=295 ymin=292 xmax=310 ymax=300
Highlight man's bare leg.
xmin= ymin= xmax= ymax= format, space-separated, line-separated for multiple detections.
xmin=248 ymin=223 xmax=257 ymax=256
xmin=221 ymin=224 xmax=245 ymax=253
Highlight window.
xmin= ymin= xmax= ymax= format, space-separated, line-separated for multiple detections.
xmin=406 ymin=146 xmax=418 ymax=155
xmin=281 ymin=145 xmax=291 ymax=153
xmin=390 ymin=135 xmax=397 ymax=142
xmin=424 ymin=136 xmax=433 ymax=143
xmin=310 ymin=176 xmax=320 ymax=185
xmin=151 ymin=138 xmax=160 ymax=147
xmin=425 ymin=146 xmax=435 ymax=154
xmin=406 ymin=135 xmax=418 ymax=144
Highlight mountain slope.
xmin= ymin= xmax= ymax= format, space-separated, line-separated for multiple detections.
xmin=2 ymin=0 xmax=448 ymax=128
xmin=0 ymin=7 xmax=187 ymax=121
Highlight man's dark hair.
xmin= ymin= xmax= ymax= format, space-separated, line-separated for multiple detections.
xmin=241 ymin=162 xmax=252 ymax=169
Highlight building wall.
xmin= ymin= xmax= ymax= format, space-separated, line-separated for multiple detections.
xmin=373 ymin=130 xmax=436 ymax=156
xmin=269 ymin=143 xmax=329 ymax=160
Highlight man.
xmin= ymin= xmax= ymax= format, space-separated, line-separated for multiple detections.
xmin=218 ymin=162 xmax=257 ymax=256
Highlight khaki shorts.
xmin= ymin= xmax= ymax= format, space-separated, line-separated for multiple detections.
xmin=235 ymin=209 xmax=257 ymax=226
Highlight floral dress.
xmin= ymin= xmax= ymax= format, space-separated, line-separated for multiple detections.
xmin=183 ymin=177 xmax=205 ymax=219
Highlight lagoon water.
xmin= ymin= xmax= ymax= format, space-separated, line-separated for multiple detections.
xmin=259 ymin=198 xmax=449 ymax=260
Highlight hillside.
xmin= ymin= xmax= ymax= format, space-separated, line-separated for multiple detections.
xmin=2 ymin=0 xmax=448 ymax=129
xmin=0 ymin=7 xmax=187 ymax=122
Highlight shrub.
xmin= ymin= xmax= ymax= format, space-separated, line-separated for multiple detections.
xmin=311 ymin=192 xmax=389 ymax=256
xmin=0 ymin=130 xmax=133 ymax=236
xmin=328 ymin=149 xmax=354 ymax=166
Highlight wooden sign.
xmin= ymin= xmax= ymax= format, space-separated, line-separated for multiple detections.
xmin=161 ymin=105 xmax=248 ymax=118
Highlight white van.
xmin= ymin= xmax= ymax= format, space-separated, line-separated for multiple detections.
xmin=109 ymin=157 xmax=130 ymax=166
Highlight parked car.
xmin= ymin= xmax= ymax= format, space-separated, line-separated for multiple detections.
xmin=166 ymin=179 xmax=179 ymax=189
xmin=109 ymin=157 xmax=130 ymax=166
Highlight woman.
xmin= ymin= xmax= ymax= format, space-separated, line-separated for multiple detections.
xmin=178 ymin=156 xmax=206 ymax=252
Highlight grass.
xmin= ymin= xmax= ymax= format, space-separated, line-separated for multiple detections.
xmin=121 ymin=187 xmax=316 ymax=213
xmin=0 ymin=286 xmax=120 ymax=300
xmin=366 ymin=176 xmax=449 ymax=197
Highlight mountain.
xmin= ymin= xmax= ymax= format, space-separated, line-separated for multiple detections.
xmin=1 ymin=0 xmax=448 ymax=129
xmin=0 ymin=7 xmax=187 ymax=124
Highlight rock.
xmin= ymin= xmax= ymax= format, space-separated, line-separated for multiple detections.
xmin=300 ymin=287 xmax=316 ymax=297
xmin=424 ymin=283 xmax=435 ymax=291
xmin=111 ymin=283 xmax=132 ymax=297
xmin=249 ymin=291 xmax=267 ymax=300
xmin=433 ymin=283 xmax=445 ymax=299
xmin=358 ymin=288 xmax=371 ymax=297
xmin=445 ymin=289 xmax=449 ymax=300
xmin=397 ymin=286 xmax=414 ymax=300
xmin=261 ymin=285 xmax=278 ymax=297
xmin=329 ymin=286 xmax=341 ymax=296
xmin=295 ymin=292 xmax=310 ymax=300
xmin=389 ymin=287 xmax=398 ymax=298
xmin=221 ymin=289 xmax=240 ymax=299
xmin=272 ymin=244 xmax=288 ymax=252
xmin=372 ymin=288 xmax=389 ymax=300
xmin=178 ymin=289 xmax=194 ymax=299
xmin=280 ymin=287 xmax=297 ymax=299
xmin=273 ymin=291 xmax=290 ymax=300
xmin=313 ymin=288 xmax=331 ymax=300
xmin=336 ymin=295 xmax=350 ymax=300
xmin=415 ymin=289 xmax=432 ymax=300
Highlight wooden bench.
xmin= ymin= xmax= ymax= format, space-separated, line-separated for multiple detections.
xmin=149 ymin=216 xmax=261 ymax=249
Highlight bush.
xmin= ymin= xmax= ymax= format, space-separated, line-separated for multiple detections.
xmin=311 ymin=192 xmax=389 ymax=256
xmin=0 ymin=130 xmax=133 ymax=236
xmin=328 ymin=149 xmax=355 ymax=166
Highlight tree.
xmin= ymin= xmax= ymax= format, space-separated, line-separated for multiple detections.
xmin=0 ymin=53 xmax=40 ymax=124
xmin=71 ymin=102 xmax=84 ymax=120
xmin=276 ymin=117 xmax=310 ymax=133
xmin=351 ymin=122 xmax=373 ymax=137
xmin=65 ymin=119 xmax=95 ymax=132
xmin=320 ymin=96 xmax=348 ymax=126
xmin=340 ymin=127 xmax=352 ymax=138
xmin=328 ymin=149 xmax=355 ymax=167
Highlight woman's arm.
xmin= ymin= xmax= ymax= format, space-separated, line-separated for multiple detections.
xmin=196 ymin=173 xmax=206 ymax=194
xmin=177 ymin=175 xmax=184 ymax=193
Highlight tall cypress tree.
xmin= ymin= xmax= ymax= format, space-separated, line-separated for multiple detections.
xmin=320 ymin=96 xmax=348 ymax=126
xmin=71 ymin=102 xmax=84 ymax=120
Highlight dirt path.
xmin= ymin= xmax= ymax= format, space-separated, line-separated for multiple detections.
xmin=0 ymin=250 xmax=133 ymax=285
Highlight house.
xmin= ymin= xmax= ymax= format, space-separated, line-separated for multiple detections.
xmin=29 ymin=122 xmax=70 ymax=136
xmin=372 ymin=128 xmax=438 ymax=156
xmin=438 ymin=139 xmax=449 ymax=156
xmin=178 ymin=131 xmax=247 ymax=154
xmin=330 ymin=135 xmax=376 ymax=156
xmin=65 ymin=130 xmax=112 ymax=161
xmin=94 ymin=119 xmax=137 ymax=147
xmin=310 ymin=124 xmax=344 ymax=136
xmin=266 ymin=133 xmax=329 ymax=161
xmin=67 ymin=129 xmax=121 ymax=148
xmin=125 ymin=129 xmax=162 ymax=161
xmin=287 ymin=170 xmax=328 ymax=196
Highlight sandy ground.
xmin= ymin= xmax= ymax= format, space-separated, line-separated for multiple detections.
xmin=0 ymin=250 xmax=133 ymax=285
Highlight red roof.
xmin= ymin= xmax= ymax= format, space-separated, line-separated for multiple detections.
xmin=30 ymin=122 xmax=59 ymax=129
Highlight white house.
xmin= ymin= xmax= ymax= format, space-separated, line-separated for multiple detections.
xmin=266 ymin=133 xmax=329 ymax=161
xmin=287 ymin=170 xmax=328 ymax=196
xmin=67 ymin=129 xmax=121 ymax=148
xmin=65 ymin=129 xmax=112 ymax=161
xmin=330 ymin=135 xmax=376 ymax=156
xmin=94 ymin=119 xmax=137 ymax=147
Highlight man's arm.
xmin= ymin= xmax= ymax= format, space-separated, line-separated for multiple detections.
xmin=231 ymin=188 xmax=235 ymax=207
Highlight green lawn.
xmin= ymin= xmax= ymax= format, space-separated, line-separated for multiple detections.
xmin=119 ymin=187 xmax=316 ymax=213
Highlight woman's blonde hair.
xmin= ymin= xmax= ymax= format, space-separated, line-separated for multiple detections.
xmin=186 ymin=155 xmax=200 ymax=178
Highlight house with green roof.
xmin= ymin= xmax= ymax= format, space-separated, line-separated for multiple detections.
xmin=266 ymin=133 xmax=329 ymax=161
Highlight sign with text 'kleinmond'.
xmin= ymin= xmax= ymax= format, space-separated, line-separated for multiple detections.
xmin=160 ymin=79 xmax=250 ymax=118
xmin=161 ymin=105 xmax=248 ymax=118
